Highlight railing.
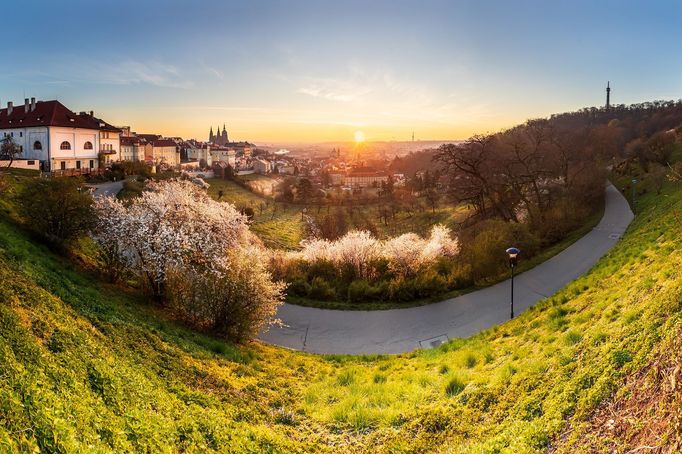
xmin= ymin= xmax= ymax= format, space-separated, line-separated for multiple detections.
xmin=48 ymin=168 xmax=105 ymax=177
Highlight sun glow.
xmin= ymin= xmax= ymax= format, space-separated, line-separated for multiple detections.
xmin=354 ymin=130 xmax=366 ymax=143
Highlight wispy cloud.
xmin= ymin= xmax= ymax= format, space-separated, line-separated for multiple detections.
xmin=8 ymin=58 xmax=194 ymax=89
xmin=297 ymin=78 xmax=372 ymax=102
xmin=87 ymin=60 xmax=194 ymax=89
xmin=200 ymin=61 xmax=225 ymax=80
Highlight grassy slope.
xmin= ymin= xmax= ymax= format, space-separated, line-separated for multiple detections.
xmin=0 ymin=171 xmax=681 ymax=452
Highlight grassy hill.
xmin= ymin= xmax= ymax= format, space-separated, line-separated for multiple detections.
xmin=0 ymin=170 xmax=681 ymax=452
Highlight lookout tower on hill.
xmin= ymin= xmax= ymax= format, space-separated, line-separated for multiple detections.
xmin=606 ymin=81 xmax=611 ymax=110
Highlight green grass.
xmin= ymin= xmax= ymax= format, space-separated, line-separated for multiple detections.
xmin=1 ymin=171 xmax=681 ymax=451
xmin=206 ymin=178 xmax=303 ymax=249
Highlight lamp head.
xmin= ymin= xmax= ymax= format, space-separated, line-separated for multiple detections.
xmin=506 ymin=247 xmax=520 ymax=259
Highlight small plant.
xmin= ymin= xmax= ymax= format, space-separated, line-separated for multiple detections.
xmin=336 ymin=370 xmax=355 ymax=386
xmin=445 ymin=377 xmax=466 ymax=397
xmin=464 ymin=354 xmax=477 ymax=368
xmin=373 ymin=373 xmax=387 ymax=384
xmin=612 ymin=350 xmax=633 ymax=368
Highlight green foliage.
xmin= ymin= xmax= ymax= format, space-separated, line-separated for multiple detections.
xmin=444 ymin=377 xmax=466 ymax=397
xmin=460 ymin=219 xmax=540 ymax=283
xmin=16 ymin=177 xmax=94 ymax=247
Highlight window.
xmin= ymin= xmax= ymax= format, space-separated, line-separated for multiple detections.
xmin=76 ymin=160 xmax=81 ymax=170
xmin=33 ymin=141 xmax=42 ymax=150
xmin=60 ymin=161 xmax=66 ymax=170
xmin=19 ymin=132 xmax=22 ymax=137
xmin=60 ymin=141 xmax=71 ymax=150
xmin=27 ymin=160 xmax=35 ymax=165
xmin=84 ymin=141 xmax=93 ymax=150
xmin=89 ymin=160 xmax=94 ymax=169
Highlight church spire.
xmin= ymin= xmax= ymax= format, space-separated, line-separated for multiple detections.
xmin=209 ymin=126 xmax=214 ymax=142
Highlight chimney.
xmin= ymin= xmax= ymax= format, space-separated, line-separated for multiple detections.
xmin=7 ymin=102 xmax=13 ymax=115
xmin=89 ymin=110 xmax=94 ymax=117
xmin=24 ymin=98 xmax=29 ymax=112
xmin=30 ymin=97 xmax=36 ymax=111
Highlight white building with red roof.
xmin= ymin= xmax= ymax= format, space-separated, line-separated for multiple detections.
xmin=0 ymin=98 xmax=121 ymax=172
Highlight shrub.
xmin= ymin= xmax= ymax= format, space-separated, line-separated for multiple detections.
xmin=445 ymin=377 xmax=466 ymax=397
xmin=612 ymin=350 xmax=633 ymax=368
xmin=460 ymin=219 xmax=539 ymax=283
xmin=166 ymin=246 xmax=284 ymax=343
xmin=17 ymin=177 xmax=95 ymax=248
xmin=308 ymin=277 xmax=336 ymax=300
xmin=348 ymin=280 xmax=385 ymax=303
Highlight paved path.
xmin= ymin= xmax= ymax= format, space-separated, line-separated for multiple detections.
xmin=88 ymin=180 xmax=124 ymax=198
xmin=260 ymin=184 xmax=634 ymax=355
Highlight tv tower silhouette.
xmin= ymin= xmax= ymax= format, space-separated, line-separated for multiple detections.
xmin=606 ymin=81 xmax=611 ymax=110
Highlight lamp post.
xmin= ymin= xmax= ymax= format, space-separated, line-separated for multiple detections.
xmin=506 ymin=247 xmax=520 ymax=319
xmin=631 ymin=178 xmax=638 ymax=214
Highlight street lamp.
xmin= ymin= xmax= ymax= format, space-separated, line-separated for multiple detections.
xmin=506 ymin=247 xmax=520 ymax=319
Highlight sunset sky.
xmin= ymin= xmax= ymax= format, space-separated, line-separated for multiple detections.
xmin=3 ymin=0 xmax=682 ymax=143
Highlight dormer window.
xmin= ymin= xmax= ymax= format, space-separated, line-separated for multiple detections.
xmin=60 ymin=141 xmax=71 ymax=150
xmin=84 ymin=141 xmax=93 ymax=150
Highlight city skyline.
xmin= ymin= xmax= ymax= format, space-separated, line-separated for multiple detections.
xmin=3 ymin=0 xmax=682 ymax=142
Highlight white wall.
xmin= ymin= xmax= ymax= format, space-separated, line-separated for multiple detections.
xmin=50 ymin=127 xmax=99 ymax=160
xmin=0 ymin=126 xmax=49 ymax=162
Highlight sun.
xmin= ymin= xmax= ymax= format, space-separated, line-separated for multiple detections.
xmin=354 ymin=130 xmax=366 ymax=144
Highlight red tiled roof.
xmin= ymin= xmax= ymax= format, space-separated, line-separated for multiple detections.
xmin=136 ymin=134 xmax=162 ymax=142
xmin=152 ymin=139 xmax=178 ymax=147
xmin=121 ymin=136 xmax=141 ymax=146
xmin=0 ymin=100 xmax=115 ymax=130
xmin=346 ymin=171 xmax=388 ymax=178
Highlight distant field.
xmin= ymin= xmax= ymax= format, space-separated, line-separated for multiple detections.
xmin=206 ymin=177 xmax=469 ymax=248
xmin=206 ymin=178 xmax=303 ymax=249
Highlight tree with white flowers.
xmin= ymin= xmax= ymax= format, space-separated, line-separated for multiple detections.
xmin=92 ymin=179 xmax=284 ymax=341
xmin=294 ymin=225 xmax=458 ymax=281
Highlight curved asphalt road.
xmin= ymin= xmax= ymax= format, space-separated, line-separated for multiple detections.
xmin=260 ymin=184 xmax=634 ymax=355
xmin=88 ymin=180 xmax=124 ymax=197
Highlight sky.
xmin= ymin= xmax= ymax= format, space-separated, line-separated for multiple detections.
xmin=2 ymin=0 xmax=682 ymax=143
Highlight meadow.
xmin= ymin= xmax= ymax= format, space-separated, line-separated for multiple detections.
xmin=0 ymin=165 xmax=680 ymax=451
xmin=205 ymin=177 xmax=470 ymax=249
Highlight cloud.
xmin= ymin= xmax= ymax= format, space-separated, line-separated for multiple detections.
xmin=297 ymin=78 xmax=372 ymax=103
xmin=12 ymin=58 xmax=194 ymax=89
xmin=88 ymin=60 xmax=194 ymax=89
xmin=200 ymin=61 xmax=225 ymax=80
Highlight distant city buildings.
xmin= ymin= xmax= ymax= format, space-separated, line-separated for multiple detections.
xmin=343 ymin=167 xmax=389 ymax=188
xmin=0 ymin=101 xmax=426 ymax=193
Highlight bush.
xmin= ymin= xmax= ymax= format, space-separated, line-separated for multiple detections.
xmin=460 ymin=219 xmax=539 ymax=283
xmin=17 ymin=177 xmax=95 ymax=247
xmin=167 ymin=246 xmax=284 ymax=343
xmin=308 ymin=277 xmax=337 ymax=300
xmin=347 ymin=280 xmax=385 ymax=303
